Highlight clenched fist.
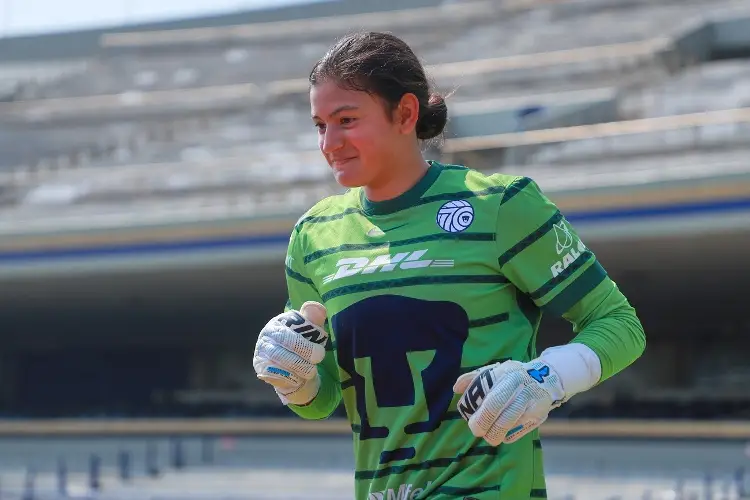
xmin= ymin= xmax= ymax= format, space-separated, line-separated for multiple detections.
xmin=253 ymin=302 xmax=329 ymax=406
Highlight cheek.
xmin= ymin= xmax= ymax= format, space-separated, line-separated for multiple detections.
xmin=347 ymin=126 xmax=388 ymax=159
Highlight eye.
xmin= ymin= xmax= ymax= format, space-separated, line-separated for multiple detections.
xmin=340 ymin=117 xmax=356 ymax=126
xmin=314 ymin=122 xmax=326 ymax=132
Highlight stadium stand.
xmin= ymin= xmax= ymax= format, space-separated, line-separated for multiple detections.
xmin=3 ymin=0 xmax=749 ymax=194
xmin=12 ymin=5 xmax=700 ymax=105
xmin=14 ymin=2 xmax=500 ymax=99
xmin=2 ymin=3 xmax=750 ymax=499
xmin=0 ymin=0 xmax=747 ymax=397
xmin=6 ymin=9 xmax=748 ymax=127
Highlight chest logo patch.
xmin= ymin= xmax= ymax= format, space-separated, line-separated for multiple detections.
xmin=437 ymin=200 xmax=474 ymax=233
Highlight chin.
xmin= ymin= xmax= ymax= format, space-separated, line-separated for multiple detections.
xmin=332 ymin=169 xmax=368 ymax=188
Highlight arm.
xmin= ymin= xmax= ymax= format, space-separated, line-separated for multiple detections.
xmin=557 ymin=274 xmax=645 ymax=385
xmin=283 ymin=227 xmax=343 ymax=420
xmin=454 ymin=177 xmax=645 ymax=445
xmin=496 ymin=176 xmax=645 ymax=395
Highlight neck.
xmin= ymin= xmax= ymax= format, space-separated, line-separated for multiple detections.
xmin=364 ymin=149 xmax=430 ymax=202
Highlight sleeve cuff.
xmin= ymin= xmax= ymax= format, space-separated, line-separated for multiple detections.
xmin=540 ymin=342 xmax=602 ymax=400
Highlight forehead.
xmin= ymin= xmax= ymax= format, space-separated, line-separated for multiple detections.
xmin=310 ymin=80 xmax=379 ymax=117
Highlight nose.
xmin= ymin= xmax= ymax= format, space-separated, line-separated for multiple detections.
xmin=320 ymin=126 xmax=344 ymax=155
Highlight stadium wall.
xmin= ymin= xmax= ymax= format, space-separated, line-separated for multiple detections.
xmin=0 ymin=418 xmax=747 ymax=440
xmin=0 ymin=170 xmax=747 ymax=278
xmin=2 ymin=2 xmax=750 ymax=438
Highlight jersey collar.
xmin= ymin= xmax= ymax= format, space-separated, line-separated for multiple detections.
xmin=360 ymin=161 xmax=443 ymax=216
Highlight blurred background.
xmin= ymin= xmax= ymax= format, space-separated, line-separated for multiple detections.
xmin=0 ymin=0 xmax=750 ymax=498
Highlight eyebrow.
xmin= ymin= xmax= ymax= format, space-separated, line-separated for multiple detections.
xmin=312 ymin=105 xmax=359 ymax=120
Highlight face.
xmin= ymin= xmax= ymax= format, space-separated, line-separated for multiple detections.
xmin=310 ymin=80 xmax=418 ymax=189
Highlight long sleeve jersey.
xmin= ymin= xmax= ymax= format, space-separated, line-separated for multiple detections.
xmin=281 ymin=162 xmax=646 ymax=500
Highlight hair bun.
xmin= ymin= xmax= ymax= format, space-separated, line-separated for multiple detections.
xmin=416 ymin=92 xmax=448 ymax=141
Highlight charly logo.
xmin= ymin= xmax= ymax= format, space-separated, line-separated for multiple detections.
xmin=550 ymin=219 xmax=588 ymax=278
xmin=553 ymin=221 xmax=574 ymax=255
xmin=436 ymin=200 xmax=474 ymax=233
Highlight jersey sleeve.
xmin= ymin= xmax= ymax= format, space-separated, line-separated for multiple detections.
xmin=283 ymin=226 xmax=342 ymax=419
xmin=495 ymin=176 xmax=645 ymax=381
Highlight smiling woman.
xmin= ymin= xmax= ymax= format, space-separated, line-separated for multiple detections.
xmin=309 ymin=32 xmax=448 ymax=200
xmin=252 ymin=31 xmax=646 ymax=500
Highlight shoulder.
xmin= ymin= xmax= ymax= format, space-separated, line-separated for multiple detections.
xmin=286 ymin=191 xmax=351 ymax=264
xmin=430 ymin=162 xmax=544 ymax=207
xmin=433 ymin=164 xmax=558 ymax=232
xmin=289 ymin=188 xmax=359 ymax=246
xmin=431 ymin=161 xmax=526 ymax=194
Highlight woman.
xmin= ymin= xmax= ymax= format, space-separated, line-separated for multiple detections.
xmin=253 ymin=31 xmax=646 ymax=500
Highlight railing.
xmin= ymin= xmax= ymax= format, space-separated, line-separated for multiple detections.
xmin=443 ymin=107 xmax=750 ymax=153
xmin=0 ymin=417 xmax=744 ymax=438
xmin=442 ymin=106 xmax=750 ymax=166
xmin=0 ymin=436 xmax=215 ymax=499
xmin=3 ymin=106 xmax=749 ymax=191
xmin=0 ymin=429 xmax=746 ymax=500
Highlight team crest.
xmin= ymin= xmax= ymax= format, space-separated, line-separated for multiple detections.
xmin=437 ymin=200 xmax=474 ymax=233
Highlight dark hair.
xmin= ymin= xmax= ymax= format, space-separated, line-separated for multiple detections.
xmin=309 ymin=31 xmax=448 ymax=141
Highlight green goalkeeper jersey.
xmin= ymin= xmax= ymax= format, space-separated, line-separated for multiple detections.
xmin=283 ymin=162 xmax=645 ymax=500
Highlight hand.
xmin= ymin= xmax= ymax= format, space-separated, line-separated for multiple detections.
xmin=453 ymin=359 xmax=566 ymax=446
xmin=253 ymin=301 xmax=329 ymax=406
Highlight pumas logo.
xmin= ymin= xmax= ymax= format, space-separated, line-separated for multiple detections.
xmin=437 ymin=200 xmax=474 ymax=233
xmin=323 ymin=249 xmax=454 ymax=284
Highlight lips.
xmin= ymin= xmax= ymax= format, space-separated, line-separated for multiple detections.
xmin=330 ymin=156 xmax=357 ymax=168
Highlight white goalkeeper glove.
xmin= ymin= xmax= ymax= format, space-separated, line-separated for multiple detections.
xmin=453 ymin=343 xmax=601 ymax=446
xmin=253 ymin=301 xmax=329 ymax=406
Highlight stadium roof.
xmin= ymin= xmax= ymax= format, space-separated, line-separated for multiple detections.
xmin=0 ymin=0 xmax=445 ymax=61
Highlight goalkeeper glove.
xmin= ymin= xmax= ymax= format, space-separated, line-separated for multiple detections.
xmin=453 ymin=343 xmax=601 ymax=445
xmin=253 ymin=301 xmax=329 ymax=406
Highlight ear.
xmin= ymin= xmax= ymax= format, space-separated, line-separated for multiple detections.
xmin=395 ymin=93 xmax=420 ymax=135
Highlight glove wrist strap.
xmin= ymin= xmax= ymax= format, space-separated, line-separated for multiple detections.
xmin=278 ymin=375 xmax=320 ymax=406
xmin=539 ymin=343 xmax=601 ymax=402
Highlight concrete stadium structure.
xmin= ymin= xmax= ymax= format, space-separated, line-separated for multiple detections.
xmin=0 ymin=0 xmax=748 ymax=426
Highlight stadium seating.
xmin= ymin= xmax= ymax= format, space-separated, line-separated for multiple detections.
xmin=11 ymin=1 xmax=703 ymax=103
xmin=0 ymin=60 xmax=89 ymax=100
xmin=527 ymin=59 xmax=750 ymax=164
xmin=2 ymin=0 xmax=750 ymax=222
xmin=2 ymin=6 xmax=750 ymax=497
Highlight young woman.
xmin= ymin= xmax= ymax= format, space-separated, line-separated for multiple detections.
xmin=253 ymin=31 xmax=646 ymax=500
